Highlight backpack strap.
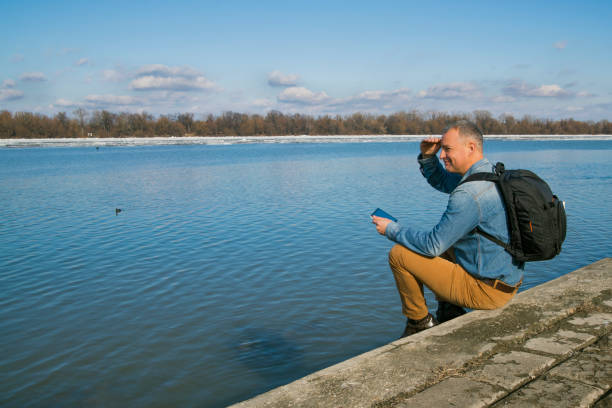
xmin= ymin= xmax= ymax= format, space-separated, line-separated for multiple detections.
xmin=458 ymin=161 xmax=505 ymax=185
xmin=457 ymin=163 xmax=512 ymax=252
xmin=470 ymin=226 xmax=512 ymax=252
xmin=459 ymin=172 xmax=498 ymax=184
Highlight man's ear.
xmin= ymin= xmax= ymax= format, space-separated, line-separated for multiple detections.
xmin=466 ymin=140 xmax=476 ymax=154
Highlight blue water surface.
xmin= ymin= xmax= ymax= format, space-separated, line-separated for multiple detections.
xmin=1 ymin=140 xmax=611 ymax=407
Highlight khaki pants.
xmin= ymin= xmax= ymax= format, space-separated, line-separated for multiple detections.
xmin=388 ymin=244 xmax=517 ymax=320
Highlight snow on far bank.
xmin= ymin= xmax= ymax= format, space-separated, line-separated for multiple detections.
xmin=1 ymin=134 xmax=611 ymax=148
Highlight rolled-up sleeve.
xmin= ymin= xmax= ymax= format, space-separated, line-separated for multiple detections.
xmin=418 ymin=154 xmax=462 ymax=194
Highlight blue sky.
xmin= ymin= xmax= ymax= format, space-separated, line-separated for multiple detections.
xmin=1 ymin=0 xmax=611 ymax=120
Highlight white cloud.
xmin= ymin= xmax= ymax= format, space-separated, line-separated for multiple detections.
xmin=277 ymin=87 xmax=330 ymax=104
xmin=354 ymin=88 xmax=411 ymax=102
xmin=130 ymin=64 xmax=216 ymax=91
xmin=253 ymin=98 xmax=275 ymax=107
xmin=53 ymin=98 xmax=78 ymax=108
xmin=75 ymin=58 xmax=90 ymax=66
xmin=85 ymin=94 xmax=141 ymax=107
xmin=492 ymin=95 xmax=515 ymax=103
xmin=328 ymin=88 xmax=412 ymax=112
xmin=0 ymin=79 xmax=23 ymax=101
xmin=565 ymin=106 xmax=584 ymax=112
xmin=417 ymin=82 xmax=480 ymax=99
xmin=10 ymin=54 xmax=24 ymax=63
xmin=354 ymin=90 xmax=387 ymax=101
xmin=273 ymin=86 xmax=415 ymax=113
xmin=102 ymin=69 xmax=126 ymax=82
xmin=268 ymin=70 xmax=300 ymax=87
xmin=135 ymin=64 xmax=201 ymax=78
xmin=503 ymin=81 xmax=571 ymax=98
xmin=20 ymin=72 xmax=47 ymax=82
xmin=554 ymin=41 xmax=567 ymax=49
xmin=131 ymin=75 xmax=216 ymax=91
xmin=530 ymin=85 xmax=569 ymax=97
xmin=0 ymin=89 xmax=24 ymax=101
xmin=576 ymin=91 xmax=595 ymax=97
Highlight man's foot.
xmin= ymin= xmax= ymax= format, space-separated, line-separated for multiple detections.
xmin=400 ymin=313 xmax=438 ymax=338
xmin=436 ymin=301 xmax=466 ymax=323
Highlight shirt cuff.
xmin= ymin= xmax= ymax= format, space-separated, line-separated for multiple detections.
xmin=418 ymin=153 xmax=437 ymax=162
xmin=385 ymin=221 xmax=401 ymax=240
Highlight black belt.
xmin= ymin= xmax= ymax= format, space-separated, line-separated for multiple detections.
xmin=480 ymin=278 xmax=522 ymax=294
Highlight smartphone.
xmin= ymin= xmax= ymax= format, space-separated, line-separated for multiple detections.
xmin=371 ymin=208 xmax=398 ymax=222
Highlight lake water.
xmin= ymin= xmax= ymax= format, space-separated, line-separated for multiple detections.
xmin=1 ymin=139 xmax=611 ymax=407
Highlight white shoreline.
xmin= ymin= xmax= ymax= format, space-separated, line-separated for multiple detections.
xmin=1 ymin=134 xmax=611 ymax=148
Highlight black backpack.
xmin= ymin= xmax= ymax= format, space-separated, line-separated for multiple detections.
xmin=460 ymin=162 xmax=567 ymax=262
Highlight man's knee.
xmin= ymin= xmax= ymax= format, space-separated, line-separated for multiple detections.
xmin=388 ymin=244 xmax=403 ymax=266
xmin=389 ymin=244 xmax=418 ymax=269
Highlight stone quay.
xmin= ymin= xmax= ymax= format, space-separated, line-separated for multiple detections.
xmin=231 ymin=258 xmax=611 ymax=408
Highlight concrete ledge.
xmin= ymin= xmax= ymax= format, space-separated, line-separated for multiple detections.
xmin=230 ymin=258 xmax=612 ymax=408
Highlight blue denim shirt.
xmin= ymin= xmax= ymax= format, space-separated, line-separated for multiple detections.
xmin=384 ymin=155 xmax=524 ymax=286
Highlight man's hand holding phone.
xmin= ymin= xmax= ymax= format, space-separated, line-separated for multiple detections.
xmin=371 ymin=208 xmax=397 ymax=236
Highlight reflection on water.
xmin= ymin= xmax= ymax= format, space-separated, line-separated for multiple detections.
xmin=1 ymin=140 xmax=611 ymax=407
xmin=235 ymin=328 xmax=305 ymax=383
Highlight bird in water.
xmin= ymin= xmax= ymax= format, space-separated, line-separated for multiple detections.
xmin=115 ymin=208 xmax=122 ymax=216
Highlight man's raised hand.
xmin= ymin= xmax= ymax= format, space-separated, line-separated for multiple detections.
xmin=420 ymin=137 xmax=442 ymax=157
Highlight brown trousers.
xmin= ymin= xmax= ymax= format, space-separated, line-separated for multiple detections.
xmin=388 ymin=244 xmax=517 ymax=320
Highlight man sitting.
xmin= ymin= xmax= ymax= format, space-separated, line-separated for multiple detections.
xmin=372 ymin=121 xmax=524 ymax=338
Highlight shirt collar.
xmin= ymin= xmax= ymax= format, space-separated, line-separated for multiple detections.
xmin=460 ymin=158 xmax=493 ymax=182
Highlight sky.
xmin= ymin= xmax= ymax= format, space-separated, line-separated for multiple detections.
xmin=1 ymin=0 xmax=611 ymax=120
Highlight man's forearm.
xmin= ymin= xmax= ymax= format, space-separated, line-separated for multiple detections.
xmin=384 ymin=188 xmax=480 ymax=258
xmin=418 ymin=153 xmax=461 ymax=193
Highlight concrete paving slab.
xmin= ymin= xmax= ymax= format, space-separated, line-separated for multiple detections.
xmin=464 ymin=351 xmax=556 ymax=390
xmin=547 ymin=336 xmax=612 ymax=390
xmin=594 ymin=392 xmax=612 ymax=408
xmin=491 ymin=376 xmax=605 ymax=408
xmin=567 ymin=313 xmax=612 ymax=330
xmin=523 ymin=330 xmax=596 ymax=356
xmin=395 ymin=377 xmax=505 ymax=408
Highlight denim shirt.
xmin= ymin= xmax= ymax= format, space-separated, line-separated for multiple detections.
xmin=384 ymin=155 xmax=524 ymax=286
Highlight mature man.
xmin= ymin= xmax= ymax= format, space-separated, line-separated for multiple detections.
xmin=372 ymin=120 xmax=524 ymax=338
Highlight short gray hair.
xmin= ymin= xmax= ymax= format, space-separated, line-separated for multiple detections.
xmin=444 ymin=120 xmax=483 ymax=149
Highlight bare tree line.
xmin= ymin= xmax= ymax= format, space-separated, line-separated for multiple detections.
xmin=1 ymin=109 xmax=610 ymax=139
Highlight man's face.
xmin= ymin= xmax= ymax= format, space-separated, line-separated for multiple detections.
xmin=439 ymin=128 xmax=473 ymax=174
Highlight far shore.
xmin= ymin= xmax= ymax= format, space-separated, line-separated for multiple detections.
xmin=1 ymin=134 xmax=611 ymax=148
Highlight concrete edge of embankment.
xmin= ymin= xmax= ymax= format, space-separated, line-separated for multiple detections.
xmin=229 ymin=258 xmax=612 ymax=408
